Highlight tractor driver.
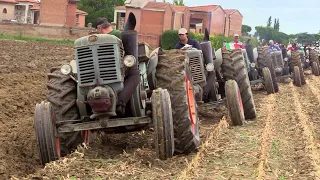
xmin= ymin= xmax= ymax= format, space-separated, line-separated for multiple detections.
xmin=96 ymin=17 xmax=140 ymax=112
xmin=269 ymin=40 xmax=281 ymax=52
xmin=175 ymin=28 xmax=201 ymax=50
xmin=231 ymin=34 xmax=245 ymax=48
xmin=96 ymin=18 xmax=121 ymax=39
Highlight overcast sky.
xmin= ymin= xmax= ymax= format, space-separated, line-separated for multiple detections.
xmin=157 ymin=0 xmax=320 ymax=35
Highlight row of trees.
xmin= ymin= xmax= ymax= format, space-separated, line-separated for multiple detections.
xmin=242 ymin=16 xmax=320 ymax=45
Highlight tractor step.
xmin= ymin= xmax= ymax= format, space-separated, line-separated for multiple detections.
xmin=58 ymin=116 xmax=152 ymax=133
xmin=199 ymin=99 xmax=225 ymax=110
xmin=249 ymin=79 xmax=264 ymax=85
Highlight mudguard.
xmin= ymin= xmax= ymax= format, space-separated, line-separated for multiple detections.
xmin=147 ymin=47 xmax=164 ymax=90
xmin=214 ymin=48 xmax=223 ymax=71
xmin=253 ymin=48 xmax=258 ymax=62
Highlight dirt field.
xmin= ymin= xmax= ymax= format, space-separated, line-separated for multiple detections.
xmin=1 ymin=40 xmax=320 ymax=179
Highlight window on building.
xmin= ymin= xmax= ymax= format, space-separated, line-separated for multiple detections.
xmin=3 ymin=8 xmax=7 ymax=14
xmin=76 ymin=14 xmax=79 ymax=23
xmin=120 ymin=12 xmax=125 ymax=17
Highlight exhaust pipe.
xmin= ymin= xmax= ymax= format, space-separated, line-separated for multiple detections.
xmin=200 ymin=28 xmax=213 ymax=64
xmin=118 ymin=12 xmax=140 ymax=107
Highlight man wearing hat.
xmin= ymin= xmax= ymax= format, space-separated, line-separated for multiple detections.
xmin=175 ymin=28 xmax=201 ymax=50
xmin=231 ymin=34 xmax=245 ymax=48
xmin=269 ymin=40 xmax=280 ymax=52
xmin=96 ymin=17 xmax=121 ymax=39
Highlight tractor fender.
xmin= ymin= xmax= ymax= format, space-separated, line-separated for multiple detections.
xmin=214 ymin=48 xmax=223 ymax=71
xmin=287 ymin=50 xmax=292 ymax=59
xmin=70 ymin=60 xmax=77 ymax=74
xmin=253 ymin=48 xmax=258 ymax=62
xmin=147 ymin=47 xmax=164 ymax=90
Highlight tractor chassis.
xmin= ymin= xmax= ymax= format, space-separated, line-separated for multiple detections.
xmin=57 ymin=116 xmax=152 ymax=133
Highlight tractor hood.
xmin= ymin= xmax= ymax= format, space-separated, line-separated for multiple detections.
xmin=74 ymin=34 xmax=120 ymax=48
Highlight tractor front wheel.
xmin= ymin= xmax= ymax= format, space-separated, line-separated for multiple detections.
xmin=152 ymin=88 xmax=174 ymax=160
xmin=225 ymin=80 xmax=245 ymax=126
xmin=262 ymin=67 xmax=275 ymax=94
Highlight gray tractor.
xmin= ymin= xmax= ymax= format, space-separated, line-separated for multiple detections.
xmin=212 ymin=40 xmax=257 ymax=125
xmin=34 ymin=13 xmax=200 ymax=165
xmin=180 ymin=28 xmax=256 ymax=126
xmin=287 ymin=49 xmax=306 ymax=86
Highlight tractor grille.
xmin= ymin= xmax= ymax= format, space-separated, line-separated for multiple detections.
xmin=187 ymin=51 xmax=206 ymax=85
xmin=97 ymin=45 xmax=118 ymax=82
xmin=77 ymin=47 xmax=95 ymax=84
xmin=76 ymin=44 xmax=122 ymax=86
xmin=271 ymin=52 xmax=284 ymax=68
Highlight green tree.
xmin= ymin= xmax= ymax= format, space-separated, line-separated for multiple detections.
xmin=173 ymin=0 xmax=184 ymax=5
xmin=77 ymin=0 xmax=125 ymax=27
xmin=267 ymin=16 xmax=272 ymax=27
xmin=273 ymin=18 xmax=277 ymax=30
xmin=241 ymin=25 xmax=252 ymax=36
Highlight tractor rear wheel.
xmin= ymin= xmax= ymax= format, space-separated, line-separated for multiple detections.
xmin=257 ymin=46 xmax=279 ymax=92
xmin=291 ymin=51 xmax=306 ymax=85
xmin=262 ymin=67 xmax=275 ymax=94
xmin=156 ymin=50 xmax=200 ymax=154
xmin=221 ymin=49 xmax=256 ymax=120
xmin=152 ymin=88 xmax=174 ymax=160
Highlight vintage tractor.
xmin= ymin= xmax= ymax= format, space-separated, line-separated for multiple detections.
xmin=216 ymin=43 xmax=277 ymax=95
xmin=306 ymin=47 xmax=320 ymax=76
xmin=174 ymin=28 xmax=254 ymax=126
xmin=213 ymin=38 xmax=257 ymax=124
xmin=34 ymin=13 xmax=200 ymax=165
xmin=287 ymin=49 xmax=306 ymax=86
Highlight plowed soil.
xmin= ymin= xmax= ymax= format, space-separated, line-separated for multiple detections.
xmin=2 ymin=40 xmax=320 ymax=179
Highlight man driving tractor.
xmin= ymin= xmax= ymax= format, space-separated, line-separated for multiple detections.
xmin=269 ymin=40 xmax=281 ymax=52
xmin=175 ymin=28 xmax=201 ymax=50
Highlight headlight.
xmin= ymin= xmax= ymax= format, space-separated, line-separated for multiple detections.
xmin=60 ymin=64 xmax=72 ymax=75
xmin=250 ymin=63 xmax=256 ymax=68
xmin=284 ymin=58 xmax=288 ymax=62
xmin=123 ymin=55 xmax=136 ymax=67
xmin=206 ymin=63 xmax=214 ymax=71
xmin=306 ymin=59 xmax=310 ymax=63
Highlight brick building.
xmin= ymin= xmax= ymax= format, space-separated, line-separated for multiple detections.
xmin=189 ymin=5 xmax=226 ymax=35
xmin=40 ymin=0 xmax=86 ymax=27
xmin=0 ymin=0 xmax=39 ymax=24
xmin=224 ymin=9 xmax=243 ymax=37
xmin=114 ymin=0 xmax=243 ymax=46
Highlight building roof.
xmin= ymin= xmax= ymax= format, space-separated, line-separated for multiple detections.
xmin=30 ymin=4 xmax=40 ymax=10
xmin=225 ymin=9 xmax=243 ymax=17
xmin=170 ymin=5 xmax=187 ymax=12
xmin=115 ymin=5 xmax=126 ymax=10
xmin=0 ymin=0 xmax=18 ymax=3
xmin=76 ymin=9 xmax=88 ymax=15
xmin=189 ymin=5 xmax=219 ymax=12
xmin=143 ymin=1 xmax=170 ymax=11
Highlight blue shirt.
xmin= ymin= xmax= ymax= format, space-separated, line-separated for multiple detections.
xmin=269 ymin=45 xmax=281 ymax=52
xmin=175 ymin=39 xmax=201 ymax=50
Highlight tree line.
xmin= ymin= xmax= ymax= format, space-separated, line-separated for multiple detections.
xmin=242 ymin=16 xmax=320 ymax=45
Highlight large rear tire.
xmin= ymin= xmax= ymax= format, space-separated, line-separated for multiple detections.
xmin=221 ymin=49 xmax=256 ymax=120
xmin=45 ymin=68 xmax=89 ymax=159
xmin=156 ymin=50 xmax=200 ymax=154
xmin=152 ymin=88 xmax=174 ymax=160
xmin=257 ymin=47 xmax=279 ymax=92
xmin=262 ymin=67 xmax=275 ymax=94
xmin=225 ymin=80 xmax=245 ymax=126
